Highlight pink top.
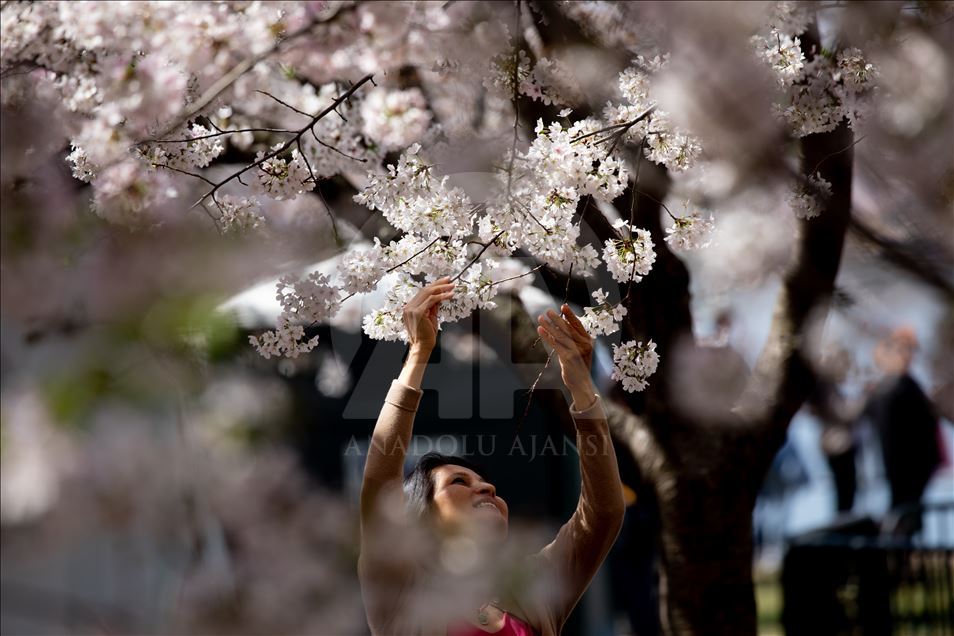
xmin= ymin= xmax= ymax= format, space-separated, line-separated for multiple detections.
xmin=447 ymin=612 xmax=537 ymax=636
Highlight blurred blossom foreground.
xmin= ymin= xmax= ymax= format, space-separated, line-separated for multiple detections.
xmin=1 ymin=1 xmax=952 ymax=635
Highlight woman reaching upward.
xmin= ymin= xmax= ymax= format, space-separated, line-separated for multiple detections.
xmin=358 ymin=277 xmax=625 ymax=636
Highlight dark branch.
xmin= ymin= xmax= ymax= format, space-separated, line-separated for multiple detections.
xmin=849 ymin=213 xmax=954 ymax=299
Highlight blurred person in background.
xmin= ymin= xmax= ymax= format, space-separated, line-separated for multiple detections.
xmin=808 ymin=347 xmax=862 ymax=515
xmin=357 ymin=277 xmax=625 ymax=636
xmin=864 ymin=326 xmax=942 ymax=534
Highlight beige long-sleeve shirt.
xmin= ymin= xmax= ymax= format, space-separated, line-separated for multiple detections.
xmin=359 ymin=380 xmax=625 ymax=636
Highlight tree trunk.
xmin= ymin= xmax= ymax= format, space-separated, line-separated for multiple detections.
xmin=492 ymin=10 xmax=856 ymax=634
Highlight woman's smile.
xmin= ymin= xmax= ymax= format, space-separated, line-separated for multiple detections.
xmin=473 ymin=499 xmax=502 ymax=514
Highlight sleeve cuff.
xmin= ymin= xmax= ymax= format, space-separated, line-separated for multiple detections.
xmin=384 ymin=379 xmax=423 ymax=413
xmin=569 ymin=392 xmax=606 ymax=421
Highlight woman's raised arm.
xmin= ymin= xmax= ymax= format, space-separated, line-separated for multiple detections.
xmin=358 ymin=278 xmax=454 ymax=635
xmin=534 ymin=304 xmax=626 ymax=630
xmin=360 ymin=277 xmax=455 ymax=523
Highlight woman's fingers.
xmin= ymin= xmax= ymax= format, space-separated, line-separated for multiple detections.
xmin=560 ymin=304 xmax=591 ymax=340
xmin=541 ymin=309 xmax=576 ymax=341
xmin=538 ymin=326 xmax=577 ymax=360
xmin=537 ymin=325 xmax=562 ymax=348
xmin=538 ymin=315 xmax=575 ymax=350
xmin=407 ymin=279 xmax=454 ymax=309
xmin=421 ymin=289 xmax=454 ymax=309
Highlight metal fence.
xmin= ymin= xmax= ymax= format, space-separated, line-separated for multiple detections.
xmin=782 ymin=502 xmax=954 ymax=636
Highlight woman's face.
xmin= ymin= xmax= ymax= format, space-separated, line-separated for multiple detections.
xmin=429 ymin=464 xmax=509 ymax=539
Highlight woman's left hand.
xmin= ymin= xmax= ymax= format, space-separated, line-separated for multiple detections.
xmin=537 ymin=304 xmax=594 ymax=392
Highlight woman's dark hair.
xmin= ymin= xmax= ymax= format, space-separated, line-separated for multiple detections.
xmin=403 ymin=452 xmax=490 ymax=519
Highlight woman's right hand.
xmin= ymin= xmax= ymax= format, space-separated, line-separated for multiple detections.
xmin=403 ymin=276 xmax=455 ymax=353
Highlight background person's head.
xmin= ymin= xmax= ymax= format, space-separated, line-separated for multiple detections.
xmin=874 ymin=325 xmax=919 ymax=377
xmin=404 ymin=452 xmax=509 ymax=542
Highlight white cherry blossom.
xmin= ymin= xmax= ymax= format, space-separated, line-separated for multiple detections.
xmin=337 ymin=239 xmax=388 ymax=294
xmin=665 ymin=210 xmax=715 ymax=251
xmin=580 ymin=288 xmax=628 ymax=337
xmin=276 ymin=271 xmax=342 ymax=325
xmin=611 ymin=339 xmax=660 ymax=393
xmin=603 ymin=219 xmax=656 ymax=284
xmin=250 ymin=145 xmax=314 ymax=201
xmin=249 ymin=316 xmax=320 ymax=359
xmin=217 ymin=195 xmax=265 ymax=234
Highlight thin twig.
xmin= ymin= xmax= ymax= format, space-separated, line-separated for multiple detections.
xmin=622 ymin=139 xmax=646 ymax=303
xmin=450 ymin=229 xmax=507 ymax=282
xmin=510 ymin=197 xmax=550 ymax=232
xmin=147 ymin=126 xmax=290 ymax=144
xmin=488 ymin=264 xmax=544 ymax=288
xmin=811 ymin=134 xmax=867 ymax=174
xmin=309 ymin=126 xmax=367 ymax=162
xmin=314 ymin=185 xmax=341 ymax=246
xmin=387 ymin=235 xmax=443 ymax=273
xmin=189 ymin=74 xmax=374 ymax=210
xmin=199 ymin=202 xmax=223 ymax=229
xmin=151 ymin=162 xmax=218 ymax=187
xmin=296 ymin=137 xmax=318 ymax=184
xmin=629 ymin=138 xmax=645 ymax=227
xmin=633 ymin=185 xmax=677 ymax=220
xmin=569 ymin=107 xmax=656 ymax=144
xmin=519 ymin=348 xmax=556 ymax=427
xmin=256 ymin=89 xmax=313 ymax=118
xmin=568 ymin=121 xmax=633 ymax=143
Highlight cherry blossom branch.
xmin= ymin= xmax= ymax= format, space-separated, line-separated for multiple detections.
xmin=296 ymin=137 xmax=318 ymax=184
xmin=519 ymin=347 xmax=556 ymax=428
xmin=569 ymin=106 xmax=656 ymax=144
xmin=150 ymin=162 xmax=218 ymax=187
xmin=296 ymin=235 xmax=447 ymax=332
xmin=387 ymin=235 xmax=444 ymax=274
xmin=449 ymin=229 xmax=507 ymax=282
xmin=509 ymin=197 xmax=551 ymax=232
xmin=148 ymin=5 xmax=357 ymax=142
xmin=309 ymin=127 xmax=368 ymax=162
xmin=629 ymin=138 xmax=646 ymax=227
xmin=188 ymin=73 xmax=374 ymax=210
xmin=623 ymin=140 xmax=646 ymax=303
xmin=146 ymin=161 xmax=224 ymax=227
xmin=0 ymin=59 xmax=52 ymax=80
xmin=255 ymin=89 xmax=314 ymax=119
xmin=633 ymin=186 xmax=678 ymax=220
xmin=487 ymin=264 xmax=544 ymax=289
xmin=148 ymin=126 xmax=291 ymax=144
xmin=314 ymin=185 xmax=341 ymax=247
